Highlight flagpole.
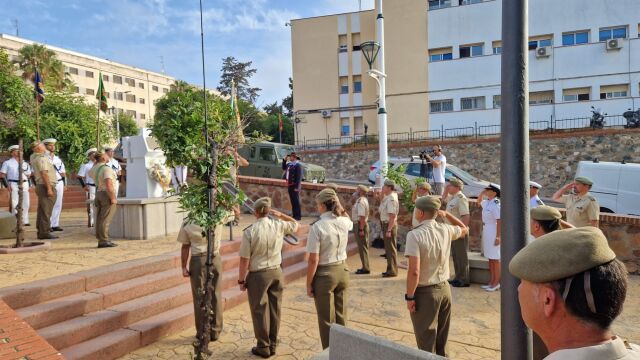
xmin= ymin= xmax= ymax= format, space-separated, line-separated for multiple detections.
xmin=96 ymin=106 xmax=100 ymax=150
xmin=278 ymin=112 xmax=282 ymax=143
xmin=35 ymin=97 xmax=40 ymax=141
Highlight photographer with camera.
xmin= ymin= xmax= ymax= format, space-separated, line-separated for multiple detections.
xmin=424 ymin=145 xmax=446 ymax=196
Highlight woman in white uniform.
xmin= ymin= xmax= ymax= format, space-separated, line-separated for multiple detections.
xmin=477 ymin=184 xmax=501 ymax=292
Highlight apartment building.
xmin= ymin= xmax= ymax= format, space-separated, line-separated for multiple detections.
xmin=290 ymin=0 xmax=428 ymax=144
xmin=427 ymin=0 xmax=640 ymax=130
xmin=0 ymin=34 xmax=176 ymax=128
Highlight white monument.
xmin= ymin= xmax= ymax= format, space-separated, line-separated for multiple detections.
xmin=122 ymin=128 xmax=168 ymax=198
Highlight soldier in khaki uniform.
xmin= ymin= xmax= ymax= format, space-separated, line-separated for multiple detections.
xmin=443 ymin=178 xmax=471 ymax=288
xmin=352 ymin=185 xmax=371 ymax=275
xmin=238 ymin=197 xmax=298 ymax=358
xmin=510 ymin=227 xmax=640 ymax=360
xmin=178 ymin=217 xmax=231 ymax=346
xmin=29 ymin=141 xmax=58 ymax=240
xmin=88 ymin=152 xmax=118 ymax=248
xmin=377 ymin=179 xmax=400 ymax=277
xmin=405 ymin=196 xmax=468 ymax=356
xmin=552 ymin=176 xmax=600 ymax=228
xmin=306 ymin=188 xmax=353 ymax=349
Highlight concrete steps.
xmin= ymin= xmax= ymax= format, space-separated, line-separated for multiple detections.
xmin=0 ymin=228 xmax=358 ymax=360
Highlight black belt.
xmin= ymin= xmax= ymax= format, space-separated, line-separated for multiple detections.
xmin=57 ymin=178 xmax=64 ymax=182
xmin=8 ymin=179 xmax=27 ymax=183
xmin=87 ymin=183 xmax=96 ymax=187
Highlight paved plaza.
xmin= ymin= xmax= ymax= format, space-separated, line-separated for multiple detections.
xmin=0 ymin=209 xmax=638 ymax=360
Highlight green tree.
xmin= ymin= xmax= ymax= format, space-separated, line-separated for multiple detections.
xmin=282 ymin=77 xmax=293 ymax=117
xmin=113 ymin=112 xmax=138 ymax=138
xmin=0 ymin=49 xmax=34 ymax=148
xmin=16 ymin=44 xmax=68 ymax=91
xmin=263 ymin=101 xmax=282 ymax=116
xmin=216 ymin=56 xmax=261 ymax=103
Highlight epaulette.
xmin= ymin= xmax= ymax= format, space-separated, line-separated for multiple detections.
xmin=536 ymin=199 xmax=543 ymax=205
xmin=494 ymin=199 xmax=500 ymax=204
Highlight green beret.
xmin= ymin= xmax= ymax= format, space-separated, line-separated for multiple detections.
xmin=316 ymin=188 xmax=338 ymax=203
xmin=383 ymin=179 xmax=396 ymax=189
xmin=253 ymin=197 xmax=271 ymax=213
xmin=357 ymin=184 xmax=370 ymax=193
xmin=417 ymin=182 xmax=432 ymax=191
xmin=509 ymin=227 xmax=616 ymax=283
xmin=531 ymin=205 xmax=562 ymax=221
xmin=448 ymin=177 xmax=464 ymax=188
xmin=415 ymin=195 xmax=441 ymax=212
xmin=325 ymin=183 xmax=339 ymax=190
xmin=575 ymin=176 xmax=593 ymax=186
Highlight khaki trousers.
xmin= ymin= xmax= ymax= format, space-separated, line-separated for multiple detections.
xmin=190 ymin=255 xmax=223 ymax=340
xmin=247 ymin=268 xmax=284 ymax=350
xmin=35 ymin=184 xmax=56 ymax=238
xmin=312 ymin=262 xmax=349 ymax=349
xmin=410 ymin=282 xmax=452 ymax=357
xmin=95 ymin=191 xmax=116 ymax=244
xmin=451 ymin=234 xmax=470 ymax=284
xmin=354 ymin=222 xmax=370 ymax=272
xmin=382 ymin=222 xmax=398 ymax=275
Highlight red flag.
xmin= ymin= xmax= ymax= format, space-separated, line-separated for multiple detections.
xmin=278 ymin=113 xmax=283 ymax=132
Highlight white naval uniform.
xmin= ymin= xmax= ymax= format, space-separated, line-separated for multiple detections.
xmin=106 ymin=158 xmax=121 ymax=197
xmin=0 ymin=158 xmax=32 ymax=224
xmin=481 ymin=198 xmax=501 ymax=260
xmin=530 ymin=195 xmax=544 ymax=209
xmin=48 ymin=154 xmax=66 ymax=228
xmin=77 ymin=161 xmax=96 ymax=226
xmin=171 ymin=165 xmax=188 ymax=192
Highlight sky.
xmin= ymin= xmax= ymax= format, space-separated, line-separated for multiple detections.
xmin=0 ymin=0 xmax=375 ymax=108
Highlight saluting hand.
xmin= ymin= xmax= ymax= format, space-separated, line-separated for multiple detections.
xmin=407 ymin=300 xmax=416 ymax=313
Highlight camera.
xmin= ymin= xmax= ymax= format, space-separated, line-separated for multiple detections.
xmin=418 ymin=150 xmax=431 ymax=162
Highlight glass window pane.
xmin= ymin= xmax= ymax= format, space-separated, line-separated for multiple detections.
xmin=430 ymin=54 xmax=440 ymax=62
xmin=443 ymin=53 xmax=453 ymax=60
xmin=443 ymin=100 xmax=453 ymax=111
xmin=612 ymin=27 xmax=626 ymax=39
xmin=354 ymin=82 xmax=362 ymax=93
xmin=472 ymin=45 xmax=483 ymax=56
xmin=576 ymin=32 xmax=589 ymax=44
xmin=599 ymin=29 xmax=610 ymax=41
xmin=460 ymin=47 xmax=471 ymax=58
xmin=340 ymin=85 xmax=348 ymax=94
xmin=528 ymin=41 xmax=538 ymax=50
xmin=562 ymin=34 xmax=574 ymax=46
xmin=539 ymin=39 xmax=552 ymax=47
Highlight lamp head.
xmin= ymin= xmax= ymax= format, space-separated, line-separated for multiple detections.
xmin=360 ymin=41 xmax=380 ymax=70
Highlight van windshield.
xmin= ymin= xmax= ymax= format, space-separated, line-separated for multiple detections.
xmin=276 ymin=146 xmax=294 ymax=160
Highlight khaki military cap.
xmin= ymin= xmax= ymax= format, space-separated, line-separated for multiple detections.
xmin=383 ymin=179 xmax=396 ymax=189
xmin=415 ymin=195 xmax=441 ymax=212
xmin=417 ymin=182 xmax=432 ymax=191
xmin=42 ymin=138 xmax=57 ymax=144
xmin=531 ymin=205 xmax=562 ymax=221
xmin=85 ymin=148 xmax=98 ymax=156
xmin=325 ymin=183 xmax=339 ymax=190
xmin=448 ymin=177 xmax=464 ymax=188
xmin=253 ymin=197 xmax=271 ymax=213
xmin=8 ymin=145 xmax=19 ymax=152
xmin=575 ymin=176 xmax=593 ymax=186
xmin=509 ymin=227 xmax=616 ymax=283
xmin=357 ymin=184 xmax=370 ymax=193
xmin=316 ymin=188 xmax=338 ymax=203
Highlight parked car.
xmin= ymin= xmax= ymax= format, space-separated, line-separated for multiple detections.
xmin=237 ymin=142 xmax=326 ymax=183
xmin=575 ymin=160 xmax=640 ymax=216
xmin=368 ymin=156 xmax=491 ymax=198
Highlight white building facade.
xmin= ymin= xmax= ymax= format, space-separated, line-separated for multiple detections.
xmin=427 ymin=0 xmax=640 ymax=132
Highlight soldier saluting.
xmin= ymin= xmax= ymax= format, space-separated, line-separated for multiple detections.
xmin=552 ymin=176 xmax=600 ymax=228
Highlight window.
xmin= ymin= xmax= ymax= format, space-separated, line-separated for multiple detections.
xmin=353 ymin=75 xmax=362 ymax=93
xmin=599 ymin=84 xmax=629 ymax=99
xmin=428 ymin=0 xmax=451 ymax=10
xmin=162 ymin=88 xmax=168 ymax=94
xmin=340 ymin=76 xmax=349 ymax=94
xmin=152 ymin=85 xmax=159 ymax=92
xmin=405 ymin=163 xmax=426 ymax=177
xmin=139 ymin=97 xmax=146 ymax=104
xmin=354 ymin=116 xmax=364 ymax=135
xmin=429 ymin=47 xmax=453 ymax=62
xmin=562 ymin=31 xmax=589 ymax=46
xmin=339 ymin=35 xmax=348 ymax=53
xmin=493 ymin=95 xmax=501 ymax=109
xmin=85 ymin=88 xmax=94 ymax=95
xmin=352 ymin=33 xmax=361 ymax=51
xmin=530 ymin=91 xmax=554 ymax=105
xmin=529 ymin=35 xmax=553 ymax=50
xmin=340 ymin=118 xmax=350 ymax=136
xmin=492 ymin=41 xmax=502 ymax=54
xmin=138 ymin=82 xmax=144 ymax=89
xmin=103 ymin=74 xmax=110 ymax=82
xmin=140 ymin=113 xmax=146 ymax=120
xmin=459 ymin=0 xmax=483 ymax=5
xmin=114 ymin=92 xmax=124 ymax=101
xmin=599 ymin=26 xmax=627 ymax=41
xmin=126 ymin=94 xmax=136 ymax=102
xmin=105 ymin=92 xmax=110 ymax=99
xmin=430 ymin=99 xmax=453 ymax=113
xmin=68 ymin=67 xmax=79 ymax=75
xmin=125 ymin=78 xmax=135 ymax=87
xmin=460 ymin=44 xmax=483 ymax=58
xmin=113 ymin=75 xmax=123 ymax=84
xmin=126 ymin=110 xmax=136 ymax=118
xmin=85 ymin=71 xmax=94 ymax=78
xmin=563 ymin=87 xmax=590 ymax=102
xmin=461 ymin=96 xmax=485 ymax=110
xmin=259 ymin=147 xmax=276 ymax=162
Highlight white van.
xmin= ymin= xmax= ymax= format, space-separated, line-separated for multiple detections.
xmin=575 ymin=160 xmax=640 ymax=216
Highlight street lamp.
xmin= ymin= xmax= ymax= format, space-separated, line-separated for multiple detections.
xmin=113 ymin=90 xmax=131 ymax=142
xmin=360 ymin=0 xmax=388 ymax=187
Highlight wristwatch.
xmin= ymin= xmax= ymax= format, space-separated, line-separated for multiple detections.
xmin=405 ymin=294 xmax=416 ymax=301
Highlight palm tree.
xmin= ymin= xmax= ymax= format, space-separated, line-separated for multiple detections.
xmin=17 ymin=44 xmax=67 ymax=91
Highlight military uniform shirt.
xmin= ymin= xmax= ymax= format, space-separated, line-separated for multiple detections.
xmin=445 ymin=192 xmax=470 ymax=222
xmin=106 ymin=158 xmax=121 ymax=175
xmin=404 ymin=220 xmax=463 ymax=286
xmin=307 ymin=212 xmax=353 ymax=265
xmin=88 ymin=164 xmax=116 ymax=191
xmin=545 ymin=336 xmax=640 ymax=360
xmin=379 ymin=192 xmax=399 ymax=222
xmin=0 ymin=158 xmax=32 ymax=181
xmin=352 ymin=196 xmax=369 ymax=222
xmin=530 ymin=195 xmax=544 ymax=209
xmin=558 ymin=193 xmax=599 ymax=227
xmin=48 ymin=154 xmax=65 ymax=181
xmin=77 ymin=161 xmax=95 ymax=185
xmin=239 ymin=217 xmax=298 ymax=272
xmin=177 ymin=223 xmax=226 ymax=256
xmin=30 ymin=153 xmax=58 ymax=186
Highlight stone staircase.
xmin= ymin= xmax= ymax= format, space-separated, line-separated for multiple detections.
xmin=0 ymin=231 xmax=358 ymax=360
xmin=0 ymin=185 xmax=89 ymax=210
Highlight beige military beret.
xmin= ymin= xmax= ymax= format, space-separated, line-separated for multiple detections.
xmin=575 ymin=176 xmax=593 ymax=186
xmin=417 ymin=182 xmax=432 ymax=191
xmin=415 ymin=195 xmax=441 ymax=212
xmin=448 ymin=177 xmax=464 ymax=188
xmin=531 ymin=205 xmax=562 ymax=221
xmin=30 ymin=141 xmax=42 ymax=149
xmin=384 ymin=179 xmax=396 ymax=189
xmin=357 ymin=184 xmax=370 ymax=193
xmin=509 ymin=227 xmax=616 ymax=283
xmin=8 ymin=145 xmax=19 ymax=152
xmin=253 ymin=197 xmax=272 ymax=213
xmin=316 ymin=188 xmax=338 ymax=203
xmin=325 ymin=183 xmax=339 ymax=191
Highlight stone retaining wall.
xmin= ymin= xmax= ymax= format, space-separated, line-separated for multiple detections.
xmin=298 ymin=128 xmax=640 ymax=198
xmin=239 ymin=176 xmax=640 ymax=274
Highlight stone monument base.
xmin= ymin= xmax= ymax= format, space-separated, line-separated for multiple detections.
xmin=109 ymin=197 xmax=185 ymax=240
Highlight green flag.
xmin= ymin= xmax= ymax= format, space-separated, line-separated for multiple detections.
xmin=96 ymin=73 xmax=108 ymax=112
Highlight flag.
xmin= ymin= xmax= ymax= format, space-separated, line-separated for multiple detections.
xmin=278 ymin=112 xmax=283 ymax=132
xmin=34 ymin=68 xmax=45 ymax=103
xmin=96 ymin=72 xmax=108 ymax=112
xmin=230 ymin=79 xmax=244 ymax=143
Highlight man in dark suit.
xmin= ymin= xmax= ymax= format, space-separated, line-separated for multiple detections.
xmin=283 ymin=152 xmax=303 ymax=220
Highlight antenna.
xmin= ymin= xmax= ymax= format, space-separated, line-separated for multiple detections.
xmin=11 ymin=19 xmax=19 ymax=37
xmin=359 ymin=0 xmax=362 ymax=11
xmin=159 ymin=56 xmax=165 ymax=74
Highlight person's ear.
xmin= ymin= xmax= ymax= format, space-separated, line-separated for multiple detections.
xmin=542 ymin=285 xmax=558 ymax=318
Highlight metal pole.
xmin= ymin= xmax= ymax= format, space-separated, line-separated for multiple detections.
xmin=375 ymin=0 xmax=388 ymax=187
xmin=500 ymin=0 xmax=531 ymax=359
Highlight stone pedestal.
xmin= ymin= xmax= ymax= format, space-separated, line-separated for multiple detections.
xmin=0 ymin=211 xmax=16 ymax=239
xmin=109 ymin=197 xmax=185 ymax=240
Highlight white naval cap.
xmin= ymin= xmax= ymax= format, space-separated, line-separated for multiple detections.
xmin=8 ymin=145 xmax=19 ymax=152
xmin=529 ymin=181 xmax=542 ymax=189
xmin=85 ymin=148 xmax=98 ymax=156
xmin=42 ymin=138 xmax=57 ymax=144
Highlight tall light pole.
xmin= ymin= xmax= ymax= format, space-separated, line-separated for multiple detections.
xmin=113 ymin=89 xmax=130 ymax=142
xmin=360 ymin=0 xmax=387 ymax=187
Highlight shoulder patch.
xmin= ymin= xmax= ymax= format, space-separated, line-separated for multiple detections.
xmin=457 ymin=193 xmax=464 ymax=198
xmin=494 ymin=199 xmax=500 ymax=204
xmin=536 ymin=199 xmax=543 ymax=205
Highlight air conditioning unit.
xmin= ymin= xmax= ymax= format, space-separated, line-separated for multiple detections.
xmin=536 ymin=46 xmax=552 ymax=58
xmin=321 ymin=110 xmax=332 ymax=118
xmin=606 ymin=38 xmax=623 ymax=51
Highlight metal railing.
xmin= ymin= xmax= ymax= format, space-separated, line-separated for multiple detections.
xmin=296 ymin=114 xmax=631 ymax=151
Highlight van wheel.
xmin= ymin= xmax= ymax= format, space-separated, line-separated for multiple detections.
xmin=599 ymin=207 xmax=613 ymax=213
